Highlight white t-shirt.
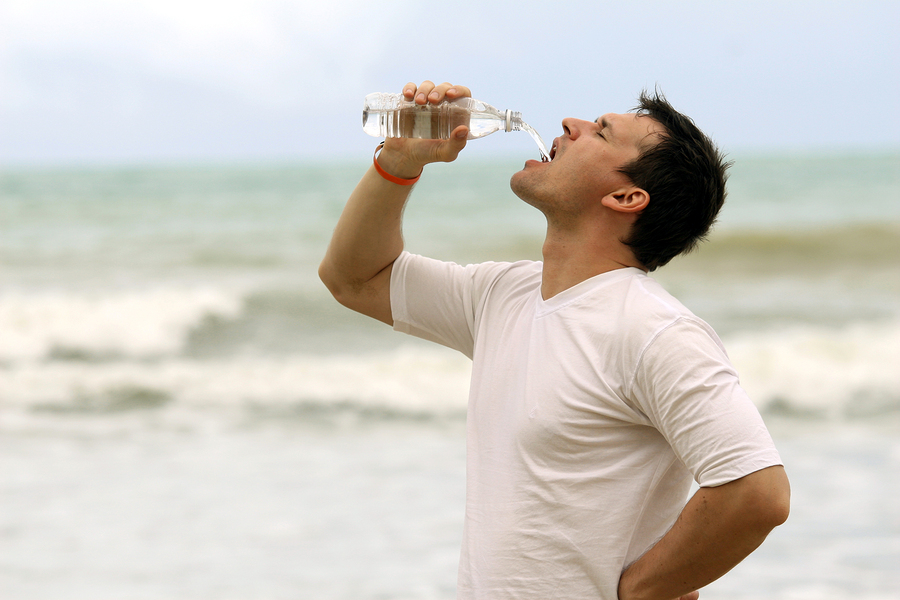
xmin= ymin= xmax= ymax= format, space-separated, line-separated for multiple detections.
xmin=390 ymin=251 xmax=782 ymax=600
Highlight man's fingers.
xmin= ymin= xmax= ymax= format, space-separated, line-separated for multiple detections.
xmin=401 ymin=81 xmax=472 ymax=104
xmin=389 ymin=81 xmax=472 ymax=166
xmin=434 ymin=127 xmax=468 ymax=162
xmin=402 ymin=81 xmax=471 ymax=104
xmin=446 ymin=85 xmax=471 ymax=100
xmin=427 ymin=82 xmax=457 ymax=104
xmin=412 ymin=80 xmax=436 ymax=104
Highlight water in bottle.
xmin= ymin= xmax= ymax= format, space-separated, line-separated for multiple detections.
xmin=363 ymin=92 xmax=550 ymax=161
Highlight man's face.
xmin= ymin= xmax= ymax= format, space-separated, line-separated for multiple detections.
xmin=510 ymin=112 xmax=664 ymax=215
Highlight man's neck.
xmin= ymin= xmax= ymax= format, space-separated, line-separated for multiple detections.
xmin=539 ymin=226 xmax=644 ymax=300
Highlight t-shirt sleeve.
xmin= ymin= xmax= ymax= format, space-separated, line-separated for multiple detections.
xmin=391 ymin=251 xmax=515 ymax=359
xmin=629 ymin=317 xmax=782 ymax=487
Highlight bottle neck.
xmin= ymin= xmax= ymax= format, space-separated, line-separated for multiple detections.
xmin=505 ymin=110 xmax=524 ymax=132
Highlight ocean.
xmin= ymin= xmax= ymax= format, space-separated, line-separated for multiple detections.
xmin=1 ymin=151 xmax=899 ymax=599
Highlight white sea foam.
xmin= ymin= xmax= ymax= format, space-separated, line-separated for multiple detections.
xmin=2 ymin=319 xmax=898 ymax=423
xmin=726 ymin=318 xmax=900 ymax=419
xmin=0 ymin=343 xmax=472 ymax=418
xmin=0 ymin=287 xmax=243 ymax=361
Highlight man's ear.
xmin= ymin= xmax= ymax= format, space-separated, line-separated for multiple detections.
xmin=601 ymin=187 xmax=649 ymax=213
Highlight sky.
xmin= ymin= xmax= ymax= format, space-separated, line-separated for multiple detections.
xmin=1 ymin=0 xmax=898 ymax=165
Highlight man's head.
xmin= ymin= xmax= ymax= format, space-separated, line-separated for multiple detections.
xmin=618 ymin=90 xmax=731 ymax=271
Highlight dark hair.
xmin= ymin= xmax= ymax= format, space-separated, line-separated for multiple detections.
xmin=617 ymin=89 xmax=731 ymax=271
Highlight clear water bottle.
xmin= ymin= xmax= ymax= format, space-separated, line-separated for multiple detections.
xmin=362 ymin=92 xmax=525 ymax=140
xmin=362 ymin=92 xmax=551 ymax=160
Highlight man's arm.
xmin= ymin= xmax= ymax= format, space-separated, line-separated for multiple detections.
xmin=618 ymin=465 xmax=790 ymax=600
xmin=318 ymin=81 xmax=471 ymax=325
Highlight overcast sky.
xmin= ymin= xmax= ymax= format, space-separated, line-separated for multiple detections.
xmin=1 ymin=0 xmax=898 ymax=165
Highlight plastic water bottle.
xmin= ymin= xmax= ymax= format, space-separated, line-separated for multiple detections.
xmin=362 ymin=92 xmax=550 ymax=160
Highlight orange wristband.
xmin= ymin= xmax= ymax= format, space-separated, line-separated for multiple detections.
xmin=373 ymin=142 xmax=421 ymax=185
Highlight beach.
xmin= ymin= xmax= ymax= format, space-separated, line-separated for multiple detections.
xmin=2 ymin=152 xmax=899 ymax=599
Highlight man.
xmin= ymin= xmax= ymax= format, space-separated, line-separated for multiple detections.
xmin=319 ymin=81 xmax=790 ymax=600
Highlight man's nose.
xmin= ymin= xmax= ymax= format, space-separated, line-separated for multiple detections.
xmin=561 ymin=117 xmax=581 ymax=139
xmin=561 ymin=117 xmax=591 ymax=139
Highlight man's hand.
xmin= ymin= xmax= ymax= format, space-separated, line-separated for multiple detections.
xmin=374 ymin=81 xmax=472 ymax=179
xmin=617 ymin=465 xmax=789 ymax=600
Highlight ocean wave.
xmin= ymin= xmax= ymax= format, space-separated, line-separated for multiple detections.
xmin=1 ymin=344 xmax=472 ymax=421
xmin=726 ymin=319 xmax=900 ymax=420
xmin=3 ymin=319 xmax=899 ymax=425
xmin=0 ymin=286 xmax=243 ymax=362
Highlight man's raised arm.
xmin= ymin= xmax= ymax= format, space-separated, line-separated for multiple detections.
xmin=318 ymin=81 xmax=471 ymax=325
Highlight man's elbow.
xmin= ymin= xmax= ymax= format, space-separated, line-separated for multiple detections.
xmin=768 ymin=477 xmax=791 ymax=529
xmin=318 ymin=260 xmax=339 ymax=296
xmin=318 ymin=261 xmax=354 ymax=307
xmin=318 ymin=259 xmax=393 ymax=325
xmin=747 ymin=465 xmax=791 ymax=531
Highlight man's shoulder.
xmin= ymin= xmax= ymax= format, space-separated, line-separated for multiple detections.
xmin=624 ymin=272 xmax=704 ymax=325
xmin=465 ymin=258 xmax=543 ymax=311
xmin=477 ymin=257 xmax=543 ymax=283
xmin=398 ymin=251 xmax=543 ymax=293
xmin=583 ymin=271 xmax=722 ymax=354
xmin=620 ymin=274 xmax=726 ymax=360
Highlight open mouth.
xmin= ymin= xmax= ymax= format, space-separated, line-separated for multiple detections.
xmin=545 ymin=140 xmax=558 ymax=162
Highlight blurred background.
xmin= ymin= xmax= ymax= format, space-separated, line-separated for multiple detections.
xmin=1 ymin=1 xmax=898 ymax=599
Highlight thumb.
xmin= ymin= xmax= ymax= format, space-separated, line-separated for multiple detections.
xmin=436 ymin=126 xmax=469 ymax=163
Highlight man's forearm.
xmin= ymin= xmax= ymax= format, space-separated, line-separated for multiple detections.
xmin=321 ymin=163 xmax=412 ymax=287
xmin=318 ymin=160 xmax=416 ymax=324
xmin=618 ymin=465 xmax=790 ymax=600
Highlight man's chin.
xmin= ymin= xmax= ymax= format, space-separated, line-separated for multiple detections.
xmin=509 ymin=171 xmax=545 ymax=209
xmin=508 ymin=168 xmax=527 ymax=196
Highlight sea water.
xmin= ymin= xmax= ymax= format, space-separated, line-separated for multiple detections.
xmin=1 ymin=153 xmax=899 ymax=599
